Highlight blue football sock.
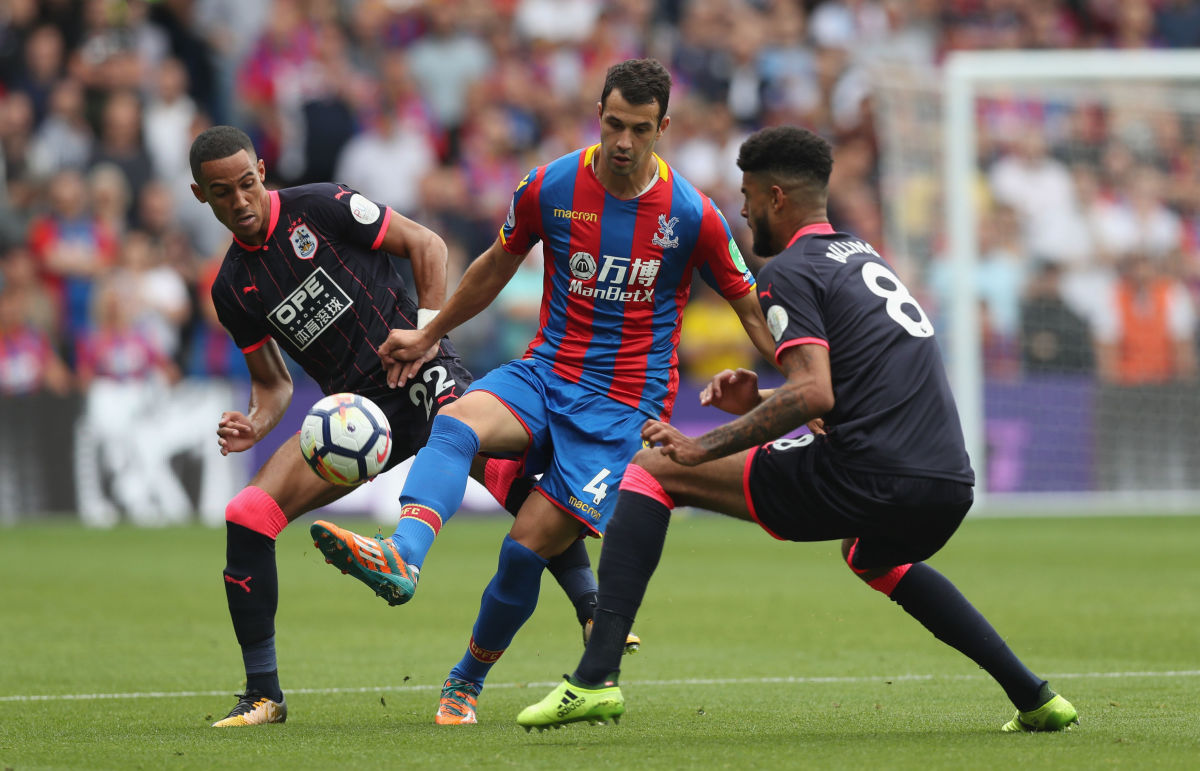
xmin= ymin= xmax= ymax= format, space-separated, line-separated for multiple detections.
xmin=391 ymin=414 xmax=479 ymax=568
xmin=450 ymin=535 xmax=548 ymax=687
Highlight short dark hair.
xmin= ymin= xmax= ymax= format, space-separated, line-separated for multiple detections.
xmin=737 ymin=126 xmax=833 ymax=190
xmin=601 ymin=58 xmax=672 ymax=125
xmin=189 ymin=125 xmax=256 ymax=183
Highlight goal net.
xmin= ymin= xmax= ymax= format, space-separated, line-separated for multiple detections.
xmin=873 ymin=50 xmax=1200 ymax=513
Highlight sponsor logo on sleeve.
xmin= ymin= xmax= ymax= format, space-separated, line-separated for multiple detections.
xmin=729 ymin=237 xmax=749 ymax=275
xmin=347 ymin=193 xmax=381 ymax=225
xmin=766 ymin=304 xmax=788 ymax=341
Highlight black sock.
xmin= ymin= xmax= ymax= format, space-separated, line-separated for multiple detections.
xmin=888 ymin=562 xmax=1046 ymax=711
xmin=504 ymin=474 xmax=536 ymax=515
xmin=546 ymin=539 xmax=599 ymax=626
xmin=574 ymin=489 xmax=671 ymax=685
xmin=224 ymin=522 xmax=282 ymax=702
xmin=246 ymin=669 xmax=282 ymax=702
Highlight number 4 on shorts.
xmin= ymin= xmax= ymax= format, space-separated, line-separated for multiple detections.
xmin=584 ymin=468 xmax=612 ymax=505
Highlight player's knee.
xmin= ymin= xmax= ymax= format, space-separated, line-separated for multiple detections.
xmin=226 ymin=486 xmax=288 ymax=540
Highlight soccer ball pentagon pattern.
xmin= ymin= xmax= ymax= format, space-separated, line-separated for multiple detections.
xmin=299 ymin=393 xmax=392 ymax=486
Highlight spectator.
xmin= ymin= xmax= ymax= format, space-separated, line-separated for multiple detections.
xmin=0 ymin=243 xmax=59 ymax=341
xmin=334 ymin=96 xmax=437 ymax=215
xmin=13 ymin=23 xmax=66 ymax=124
xmin=143 ymin=56 xmax=197 ymax=184
xmin=406 ymin=1 xmax=493 ymax=161
xmin=27 ymin=167 xmax=118 ymax=361
xmin=88 ymin=89 xmax=155 ymax=222
xmin=1019 ymin=261 xmax=1094 ymax=375
xmin=1093 ymin=251 xmax=1197 ymax=490
xmin=87 ymin=162 xmax=131 ymax=241
xmin=111 ymin=229 xmax=191 ymax=363
xmin=0 ymin=285 xmax=71 ymax=397
xmin=27 ymin=77 xmax=93 ymax=179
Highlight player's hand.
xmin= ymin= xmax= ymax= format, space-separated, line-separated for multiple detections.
xmin=217 ymin=411 xmax=256 ymax=455
xmin=377 ymin=328 xmax=438 ymax=388
xmin=642 ymin=419 xmax=709 ymax=466
xmin=806 ymin=417 xmax=826 ymax=435
xmin=699 ymin=368 xmax=761 ymax=415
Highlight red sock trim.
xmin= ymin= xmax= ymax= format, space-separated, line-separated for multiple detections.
xmin=483 ymin=457 xmax=520 ymax=507
xmin=401 ymin=503 xmax=443 ymax=536
xmin=468 ymin=636 xmax=504 ymax=664
xmin=225 ymin=486 xmax=288 ymax=540
xmin=618 ymin=464 xmax=674 ymax=508
xmin=868 ymin=564 xmax=912 ymax=596
xmin=846 ymin=539 xmax=912 ymax=596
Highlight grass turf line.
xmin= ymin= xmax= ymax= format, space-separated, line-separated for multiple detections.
xmin=1 ymin=513 xmax=1198 ymax=769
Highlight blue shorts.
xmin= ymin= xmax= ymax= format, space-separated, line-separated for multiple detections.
xmin=466 ymin=358 xmax=648 ymax=535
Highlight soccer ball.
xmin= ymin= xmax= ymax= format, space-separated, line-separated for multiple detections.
xmin=299 ymin=393 xmax=392 ymax=486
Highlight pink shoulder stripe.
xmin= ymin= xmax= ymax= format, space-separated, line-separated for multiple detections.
xmin=371 ymin=206 xmax=394 ymax=251
xmin=775 ymin=337 xmax=829 ymax=364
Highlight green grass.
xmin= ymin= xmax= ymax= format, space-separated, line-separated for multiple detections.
xmin=1 ymin=513 xmax=1198 ymax=769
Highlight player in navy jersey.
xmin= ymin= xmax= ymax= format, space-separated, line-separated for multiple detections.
xmin=519 ymin=125 xmax=1078 ymax=734
xmin=188 ymin=125 xmax=608 ymax=728
xmin=309 ymin=59 xmax=778 ymax=725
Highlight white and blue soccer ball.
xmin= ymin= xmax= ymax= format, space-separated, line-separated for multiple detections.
xmin=299 ymin=393 xmax=392 ymax=486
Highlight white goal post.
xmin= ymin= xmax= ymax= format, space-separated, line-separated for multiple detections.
xmin=884 ymin=50 xmax=1200 ymax=513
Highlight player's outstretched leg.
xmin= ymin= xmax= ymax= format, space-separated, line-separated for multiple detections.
xmin=214 ymin=486 xmax=289 ymax=727
xmin=517 ymin=676 xmax=624 ymax=732
xmin=842 ymin=539 xmax=1078 ymax=732
xmin=310 ymin=520 xmax=418 ymax=606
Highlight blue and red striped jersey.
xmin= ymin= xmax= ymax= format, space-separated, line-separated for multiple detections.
xmin=500 ymin=144 xmax=755 ymax=420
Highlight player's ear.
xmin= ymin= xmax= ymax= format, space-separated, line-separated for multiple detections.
xmin=256 ymin=158 xmax=266 ymax=182
xmin=190 ymin=182 xmax=206 ymax=204
xmin=657 ymin=114 xmax=670 ymax=139
xmin=596 ymin=100 xmax=604 ymax=121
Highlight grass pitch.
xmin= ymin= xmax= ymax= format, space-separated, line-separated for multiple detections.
xmin=2 ymin=512 xmax=1198 ymax=769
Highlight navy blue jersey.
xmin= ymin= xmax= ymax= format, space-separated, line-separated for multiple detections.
xmin=210 ymin=183 xmax=457 ymax=398
xmin=757 ymin=223 xmax=974 ymax=484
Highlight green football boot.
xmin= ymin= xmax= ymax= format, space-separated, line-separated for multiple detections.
xmin=517 ymin=676 xmax=625 ymax=732
xmin=1001 ymin=693 xmax=1079 ymax=732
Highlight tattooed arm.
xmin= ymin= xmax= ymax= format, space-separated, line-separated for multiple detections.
xmin=642 ymin=343 xmax=834 ymax=466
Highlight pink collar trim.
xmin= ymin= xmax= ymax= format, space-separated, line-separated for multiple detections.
xmin=785 ymin=222 xmax=835 ymax=249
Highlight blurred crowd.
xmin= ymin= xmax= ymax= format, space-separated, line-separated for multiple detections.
xmin=3 ymin=0 xmax=1200 ymax=400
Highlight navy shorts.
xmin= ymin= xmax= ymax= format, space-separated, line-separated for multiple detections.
xmin=368 ymin=356 xmax=475 ymax=470
xmin=745 ymin=433 xmax=973 ymax=569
